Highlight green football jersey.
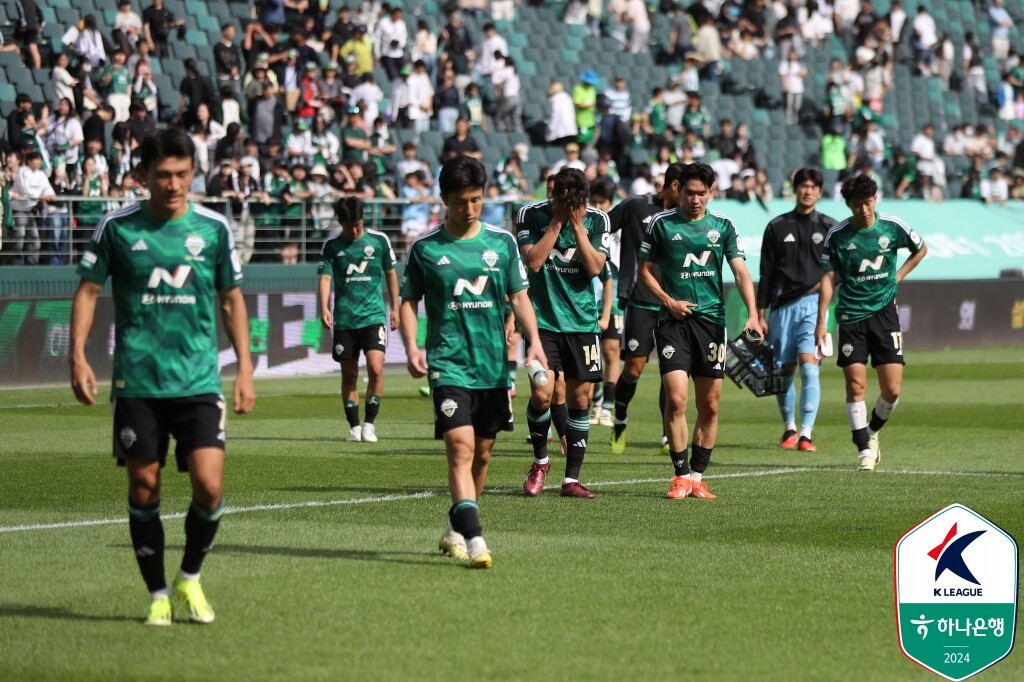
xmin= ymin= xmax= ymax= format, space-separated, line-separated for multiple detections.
xmin=317 ymin=229 xmax=396 ymax=329
xmin=77 ymin=202 xmax=243 ymax=399
xmin=401 ymin=224 xmax=528 ymax=390
xmin=515 ymin=201 xmax=610 ymax=334
xmin=820 ymin=212 xmax=924 ymax=324
xmin=638 ymin=208 xmax=744 ymax=326
xmin=597 ymin=261 xmax=623 ymax=317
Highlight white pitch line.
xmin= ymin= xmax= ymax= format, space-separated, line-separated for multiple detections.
xmin=0 ymin=490 xmax=435 ymax=534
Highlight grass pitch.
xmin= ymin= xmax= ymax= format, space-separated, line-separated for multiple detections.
xmin=1 ymin=348 xmax=1022 ymax=681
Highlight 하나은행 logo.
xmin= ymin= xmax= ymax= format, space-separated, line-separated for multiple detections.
xmin=894 ymin=504 xmax=1018 ymax=681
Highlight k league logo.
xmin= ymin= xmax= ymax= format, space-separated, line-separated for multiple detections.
xmin=895 ymin=504 xmax=1018 ymax=681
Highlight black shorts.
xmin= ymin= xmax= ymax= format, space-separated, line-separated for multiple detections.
xmin=837 ymin=304 xmax=905 ymax=368
xmin=432 ymin=386 xmax=514 ymax=440
xmin=531 ymin=329 xmax=603 ymax=383
xmin=601 ymin=312 xmax=624 ymax=343
xmin=621 ymin=304 xmax=658 ymax=359
xmin=332 ymin=324 xmax=387 ymax=362
xmin=112 ymin=394 xmax=226 ymax=472
xmin=654 ymin=317 xmax=728 ymax=378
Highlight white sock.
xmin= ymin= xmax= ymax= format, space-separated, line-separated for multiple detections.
xmin=689 ymin=472 xmax=703 ymax=482
xmin=799 ymin=426 xmax=813 ymax=439
xmin=177 ymin=570 xmax=200 ymax=582
xmin=846 ymin=401 xmax=868 ymax=430
xmin=874 ymin=396 xmax=899 ymax=420
xmin=785 ymin=421 xmax=797 ymax=432
xmin=563 ymin=477 xmax=578 ymax=484
xmin=859 ymin=448 xmax=874 ymax=458
xmin=534 ymin=456 xmax=550 ymax=465
xmin=151 ymin=589 xmax=169 ymax=600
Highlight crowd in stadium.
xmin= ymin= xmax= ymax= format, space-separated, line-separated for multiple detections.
xmin=1 ymin=0 xmax=1022 ymax=266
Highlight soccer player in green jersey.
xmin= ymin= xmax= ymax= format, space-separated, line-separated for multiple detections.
xmin=318 ymin=197 xmax=399 ymax=444
xmin=815 ymin=174 xmax=928 ymax=471
xmin=588 ymin=178 xmax=623 ymax=428
xmin=70 ymin=128 xmax=255 ymax=625
xmin=638 ymin=162 xmax=761 ymax=500
xmin=517 ymin=167 xmax=610 ymax=499
xmin=399 ymin=156 xmax=547 ymax=569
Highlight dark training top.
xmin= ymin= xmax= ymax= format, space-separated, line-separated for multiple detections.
xmin=756 ymin=208 xmax=837 ymax=310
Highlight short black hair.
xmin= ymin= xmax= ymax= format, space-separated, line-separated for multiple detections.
xmin=140 ymin=128 xmax=196 ymax=171
xmin=335 ymin=196 xmax=364 ymax=224
xmin=551 ymin=167 xmax=589 ymax=212
xmin=663 ymin=162 xmax=687 ymax=189
xmin=439 ymin=155 xmax=487 ymax=198
xmin=589 ymin=178 xmax=616 ymax=204
xmin=840 ymin=173 xmax=878 ymax=203
xmin=678 ymin=162 xmax=716 ymax=190
xmin=793 ymin=168 xmax=824 ymax=188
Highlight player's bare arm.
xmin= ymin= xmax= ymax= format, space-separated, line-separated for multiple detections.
xmin=896 ymin=242 xmax=928 ymax=283
xmin=815 ymin=270 xmax=836 ymax=348
xmin=599 ymin=276 xmax=613 ymax=331
xmin=70 ymin=280 xmax=102 ymax=406
xmin=570 ymin=205 xmax=606 ymax=277
xmin=220 ymin=286 xmax=256 ymax=414
xmin=638 ymin=260 xmax=694 ymax=320
xmin=509 ymin=289 xmax=548 ymax=371
xmin=318 ymin=273 xmax=333 ymax=330
xmin=729 ymin=257 xmax=763 ymax=338
xmin=399 ymin=298 xmax=428 ymax=377
xmin=386 ymin=268 xmax=401 ymax=330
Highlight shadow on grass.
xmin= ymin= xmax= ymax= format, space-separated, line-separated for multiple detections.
xmin=0 ymin=603 xmax=137 ymax=623
xmin=214 ymin=543 xmax=450 ymax=568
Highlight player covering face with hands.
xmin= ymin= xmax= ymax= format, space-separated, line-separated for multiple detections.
xmin=400 ymin=155 xmax=547 ymax=568
xmin=70 ymin=128 xmax=255 ymax=625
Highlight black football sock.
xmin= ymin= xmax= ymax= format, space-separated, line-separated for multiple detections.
xmin=691 ymin=444 xmax=713 ymax=474
xmin=449 ymin=500 xmax=482 ymax=541
xmin=670 ymin=450 xmax=690 ymax=476
xmin=128 ymin=500 xmax=166 ymax=593
xmin=551 ymin=402 xmax=568 ymax=439
xmin=364 ymin=395 xmax=381 ymax=424
xmin=602 ymin=381 xmax=615 ymax=408
xmin=564 ymin=409 xmax=589 ymax=480
xmin=344 ymin=400 xmax=359 ymax=427
xmin=526 ymin=402 xmax=551 ymax=459
xmin=180 ymin=499 xmax=224 ymax=576
xmin=614 ymin=375 xmax=638 ymax=435
xmin=852 ymin=427 xmax=870 ymax=451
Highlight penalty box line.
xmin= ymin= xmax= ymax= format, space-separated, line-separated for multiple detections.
xmin=1 ymin=467 xmax=1018 ymax=534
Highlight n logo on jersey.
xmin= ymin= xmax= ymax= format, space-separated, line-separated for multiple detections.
xmin=346 ymin=261 xmax=370 ymax=275
xmin=858 ymin=256 xmax=885 ymax=272
xmin=549 ymin=248 xmax=577 ymax=264
xmin=147 ymin=266 xmax=193 ymax=288
xmin=682 ymin=251 xmax=712 ymax=268
xmin=453 ymin=276 xmax=489 ymax=296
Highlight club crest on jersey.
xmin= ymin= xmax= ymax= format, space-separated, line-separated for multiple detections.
xmin=706 ymin=229 xmax=720 ymax=245
xmin=812 ymin=232 xmax=824 ymax=245
xmin=661 ymin=345 xmax=676 ymax=359
xmin=440 ymin=399 xmax=458 ymax=418
xmin=185 ymin=234 xmax=206 ymax=260
xmin=482 ymin=250 xmax=499 ymax=268
xmin=627 ymin=338 xmax=639 ymax=351
xmin=364 ymin=245 xmax=375 ymax=258
xmin=841 ymin=343 xmax=854 ymax=357
xmin=878 ymin=236 xmax=891 ymax=252
xmin=120 ymin=427 xmax=137 ymax=449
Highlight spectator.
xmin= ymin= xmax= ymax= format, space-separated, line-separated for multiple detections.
xmin=113 ymin=0 xmax=143 ymax=55
xmin=244 ymin=23 xmax=286 ymax=72
xmin=491 ymin=55 xmax=523 ymax=133
xmin=663 ymin=79 xmax=687 ymax=134
xmin=680 ymin=91 xmax=708 ymax=139
xmin=475 ymin=23 xmax=509 ymax=83
xmin=72 ymin=15 xmax=108 ymax=70
xmin=177 ymin=58 xmax=216 ymax=129
xmin=604 ymin=76 xmax=633 ymax=122
xmin=279 ymin=163 xmax=314 ymax=264
xmin=988 ymin=0 xmax=1013 ymax=64
xmin=309 ymin=116 xmax=341 ymax=167
xmin=573 ymin=69 xmax=600 ymax=144
xmin=259 ymin=0 xmax=287 ymax=28
xmin=132 ymin=59 xmax=159 ymax=121
xmin=774 ymin=3 xmax=803 ymax=59
xmin=127 ymin=39 xmax=154 ymax=75
xmin=441 ymin=117 xmax=483 ymax=161
xmin=820 ymin=121 xmax=849 ymax=170
xmin=352 ymin=72 xmax=385 ymax=127
xmin=434 ymin=69 xmax=462 ymax=134
xmin=461 ymin=81 xmax=488 ymax=132
xmin=11 ymin=110 xmax=51 ymax=172
xmin=81 ymin=106 xmax=113 ymax=150
xmin=440 ymin=11 xmax=476 ymax=88
xmin=407 ymin=60 xmax=435 ymax=134
xmin=318 ymin=62 xmax=346 ymax=124
xmin=981 ymin=167 xmax=1009 ymax=205
xmin=214 ymin=122 xmax=246 ymax=166
xmin=339 ymin=25 xmax=375 ymax=76
xmin=933 ymin=32 xmax=955 ymax=91
xmin=400 ymin=170 xmax=432 ymax=251
xmin=551 ymin=141 xmax=587 ymax=174
xmin=801 ymin=1 xmax=834 ymax=49
xmin=666 ymin=3 xmax=695 ymax=62
xmin=911 ymin=4 xmax=936 ymax=76
xmin=694 ymin=14 xmax=723 ymax=81
xmin=143 ymin=0 xmax=184 ymax=60
xmin=711 ymin=150 xmax=742 ymax=193
xmin=45 ymin=97 xmax=84 ymax=169
xmin=189 ymin=102 xmax=226 ymax=179
xmin=411 ymin=20 xmax=439 ymax=81
xmin=328 ymin=6 xmax=356 ymax=62
xmin=297 ymin=63 xmax=324 ymax=124
xmin=910 ymin=122 xmax=938 ymax=198
xmin=629 ymin=163 xmax=655 ymax=195
xmin=214 ymin=24 xmax=244 ymax=99
xmin=13 ymin=0 xmax=44 ymax=69
xmin=963 ymin=32 xmax=988 ymax=106
xmin=45 ymin=164 xmax=76 ymax=264
xmin=287 ymin=26 xmax=321 ymax=71
xmin=708 ymin=119 xmax=738 ymax=159
xmin=205 ymin=160 xmax=239 ymax=214
xmin=9 ymin=151 xmax=55 ymax=265
xmin=778 ymin=49 xmax=808 ymax=126
xmin=731 ymin=30 xmax=759 ymax=61
xmin=624 ymin=0 xmax=651 ymax=55
xmin=74 ymin=154 xmax=109 ymax=250
xmin=888 ymin=0 xmax=907 ymax=45
xmin=863 ymin=52 xmax=892 ymax=113
xmin=52 ymin=52 xmax=79 ymax=110
xmin=340 ymin=107 xmax=372 ymax=165
xmin=285 ymin=120 xmax=315 ymax=166
xmin=545 ymin=82 xmax=579 ymax=146
xmin=374 ymin=5 xmax=408 ymax=82
xmin=98 ymin=50 xmax=131 ymax=122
